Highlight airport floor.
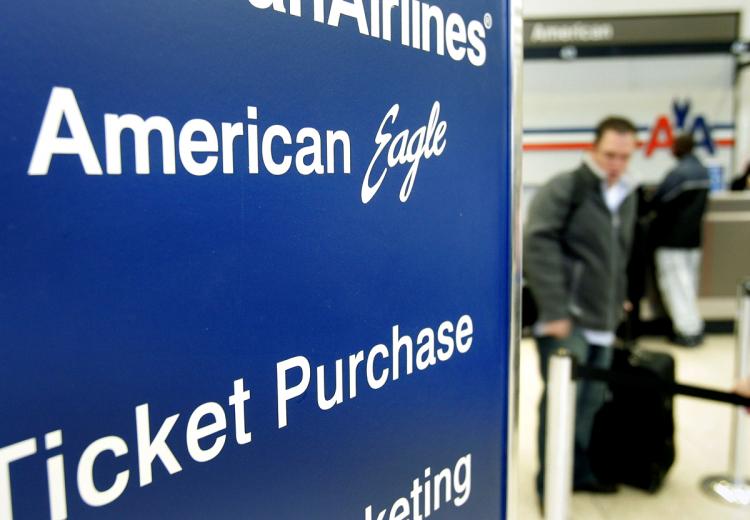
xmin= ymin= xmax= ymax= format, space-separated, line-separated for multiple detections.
xmin=517 ymin=334 xmax=750 ymax=520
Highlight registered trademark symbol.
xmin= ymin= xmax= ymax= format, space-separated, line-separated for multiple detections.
xmin=484 ymin=13 xmax=493 ymax=30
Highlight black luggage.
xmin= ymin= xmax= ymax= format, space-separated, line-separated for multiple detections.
xmin=589 ymin=347 xmax=676 ymax=492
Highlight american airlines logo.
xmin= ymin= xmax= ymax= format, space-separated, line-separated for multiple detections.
xmin=247 ymin=0 xmax=492 ymax=67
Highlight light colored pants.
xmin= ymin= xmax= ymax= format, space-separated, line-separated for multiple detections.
xmin=655 ymin=248 xmax=704 ymax=336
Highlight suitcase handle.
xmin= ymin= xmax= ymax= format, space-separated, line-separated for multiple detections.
xmin=576 ymin=363 xmax=750 ymax=408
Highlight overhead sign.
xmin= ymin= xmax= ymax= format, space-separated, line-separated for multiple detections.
xmin=524 ymin=13 xmax=739 ymax=58
xmin=0 ymin=1 xmax=515 ymax=519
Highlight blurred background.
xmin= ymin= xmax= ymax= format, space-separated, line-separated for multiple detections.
xmin=518 ymin=1 xmax=750 ymax=518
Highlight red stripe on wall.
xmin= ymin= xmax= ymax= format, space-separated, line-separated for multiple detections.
xmin=523 ymin=142 xmax=593 ymax=151
xmin=523 ymin=139 xmax=735 ymax=152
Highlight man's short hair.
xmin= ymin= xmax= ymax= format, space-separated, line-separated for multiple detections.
xmin=594 ymin=116 xmax=637 ymax=144
xmin=672 ymin=133 xmax=695 ymax=158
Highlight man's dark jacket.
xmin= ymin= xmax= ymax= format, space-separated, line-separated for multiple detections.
xmin=524 ymin=163 xmax=637 ymax=332
xmin=651 ymin=153 xmax=710 ymax=249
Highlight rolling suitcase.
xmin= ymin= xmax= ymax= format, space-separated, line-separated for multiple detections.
xmin=589 ymin=347 xmax=676 ymax=492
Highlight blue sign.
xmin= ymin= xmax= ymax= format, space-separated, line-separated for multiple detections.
xmin=708 ymin=164 xmax=724 ymax=192
xmin=0 ymin=1 xmax=513 ymax=518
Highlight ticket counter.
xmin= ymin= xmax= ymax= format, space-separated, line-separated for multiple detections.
xmin=700 ymin=192 xmax=750 ymax=319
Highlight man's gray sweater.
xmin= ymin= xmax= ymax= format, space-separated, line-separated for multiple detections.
xmin=524 ymin=163 xmax=637 ymax=332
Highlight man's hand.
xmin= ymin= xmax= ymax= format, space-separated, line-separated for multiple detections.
xmin=542 ymin=319 xmax=572 ymax=339
xmin=734 ymin=378 xmax=750 ymax=413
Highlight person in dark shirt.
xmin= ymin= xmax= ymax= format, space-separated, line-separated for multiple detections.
xmin=651 ymin=134 xmax=711 ymax=346
xmin=730 ymin=162 xmax=750 ymax=191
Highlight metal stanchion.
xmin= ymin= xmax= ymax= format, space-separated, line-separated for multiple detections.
xmin=544 ymin=349 xmax=576 ymax=520
xmin=702 ymin=278 xmax=750 ymax=507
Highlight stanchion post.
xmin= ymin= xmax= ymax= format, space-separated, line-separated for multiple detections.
xmin=731 ymin=279 xmax=750 ymax=484
xmin=544 ymin=349 xmax=576 ymax=520
xmin=702 ymin=278 xmax=750 ymax=507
